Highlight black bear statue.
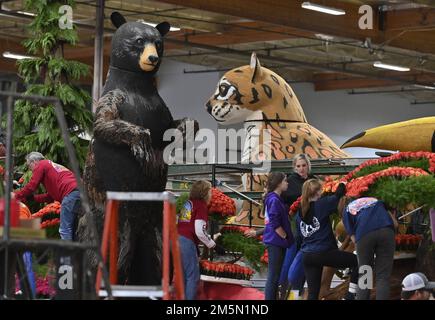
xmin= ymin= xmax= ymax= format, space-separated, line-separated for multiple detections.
xmin=77 ymin=12 xmax=196 ymax=287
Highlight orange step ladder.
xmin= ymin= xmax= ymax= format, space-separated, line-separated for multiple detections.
xmin=95 ymin=191 xmax=185 ymax=299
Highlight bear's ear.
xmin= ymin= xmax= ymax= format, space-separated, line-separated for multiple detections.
xmin=156 ymin=22 xmax=171 ymax=37
xmin=111 ymin=12 xmax=127 ymax=29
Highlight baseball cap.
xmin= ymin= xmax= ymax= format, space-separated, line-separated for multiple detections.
xmin=402 ymin=273 xmax=435 ymax=292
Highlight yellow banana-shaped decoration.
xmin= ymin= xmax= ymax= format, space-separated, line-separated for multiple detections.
xmin=341 ymin=117 xmax=435 ymax=152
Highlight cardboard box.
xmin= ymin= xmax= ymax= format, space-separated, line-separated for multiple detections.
xmin=20 ymin=218 xmax=41 ymax=229
xmin=0 ymin=226 xmax=46 ymax=239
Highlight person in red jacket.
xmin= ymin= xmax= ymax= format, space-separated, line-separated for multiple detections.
xmin=177 ymin=180 xmax=225 ymax=300
xmin=14 ymin=152 xmax=80 ymax=240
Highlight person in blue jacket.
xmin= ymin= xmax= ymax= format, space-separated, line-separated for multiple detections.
xmin=296 ymin=179 xmax=358 ymax=300
xmin=342 ymin=197 xmax=398 ymax=300
xmin=263 ymin=172 xmax=294 ymax=300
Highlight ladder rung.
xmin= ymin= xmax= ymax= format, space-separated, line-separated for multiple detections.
xmin=99 ymin=285 xmax=164 ymax=298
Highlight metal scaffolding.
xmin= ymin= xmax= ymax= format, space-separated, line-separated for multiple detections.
xmin=0 ymin=91 xmax=112 ymax=300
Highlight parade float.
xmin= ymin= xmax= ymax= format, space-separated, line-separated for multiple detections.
xmin=309 ymin=151 xmax=435 ymax=299
xmin=171 ymin=150 xmax=434 ymax=300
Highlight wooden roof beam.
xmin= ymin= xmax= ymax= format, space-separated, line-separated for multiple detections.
xmin=312 ymin=71 xmax=435 ymax=91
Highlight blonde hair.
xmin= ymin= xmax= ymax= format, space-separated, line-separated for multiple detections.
xmin=293 ymin=153 xmax=311 ymax=174
xmin=300 ymin=179 xmax=322 ymax=218
xmin=189 ymin=180 xmax=212 ymax=201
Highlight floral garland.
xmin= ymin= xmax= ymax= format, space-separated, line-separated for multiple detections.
xmin=289 ymin=152 xmax=435 ymax=214
xmin=344 ymin=151 xmax=435 ymax=181
xmin=346 ymin=166 xmax=429 ymax=198
xmin=200 ymin=260 xmax=255 ymax=280
xmin=32 ymin=202 xmax=61 ymax=229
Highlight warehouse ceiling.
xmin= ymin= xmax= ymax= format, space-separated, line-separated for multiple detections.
xmin=1 ymin=0 xmax=435 ymax=103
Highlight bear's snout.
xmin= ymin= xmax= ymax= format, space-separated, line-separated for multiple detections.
xmin=139 ymin=44 xmax=159 ymax=71
xmin=148 ymin=55 xmax=159 ymax=63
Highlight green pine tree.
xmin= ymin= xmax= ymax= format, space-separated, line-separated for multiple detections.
xmin=13 ymin=0 xmax=93 ymax=171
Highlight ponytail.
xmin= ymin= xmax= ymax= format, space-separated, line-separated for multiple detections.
xmin=300 ymin=179 xmax=322 ymax=218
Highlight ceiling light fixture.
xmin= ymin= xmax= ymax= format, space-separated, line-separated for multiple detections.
xmin=17 ymin=10 xmax=36 ymax=17
xmin=373 ymin=61 xmax=410 ymax=72
xmin=301 ymin=2 xmax=345 ymax=15
xmin=2 ymin=51 xmax=34 ymax=60
xmin=414 ymin=84 xmax=435 ymax=90
xmin=315 ymin=33 xmax=334 ymax=41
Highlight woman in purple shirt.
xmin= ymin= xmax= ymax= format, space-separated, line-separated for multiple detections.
xmin=263 ymin=172 xmax=294 ymax=300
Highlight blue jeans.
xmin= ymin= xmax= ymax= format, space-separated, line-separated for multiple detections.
xmin=59 ymin=190 xmax=81 ymax=240
xmin=265 ymin=245 xmax=286 ymax=300
xmin=179 ymin=235 xmax=200 ymax=300
xmin=279 ymin=244 xmax=297 ymax=285
xmin=287 ymin=250 xmax=305 ymax=290
xmin=278 ymin=244 xmax=305 ymax=291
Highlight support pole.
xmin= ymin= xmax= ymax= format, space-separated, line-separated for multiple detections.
xmin=53 ymin=101 xmax=112 ymax=299
xmin=169 ymin=203 xmax=185 ymax=299
xmin=2 ymin=82 xmax=16 ymax=299
xmin=92 ymin=0 xmax=105 ymax=112
xmin=162 ymin=200 xmax=171 ymax=300
xmin=109 ymin=201 xmax=119 ymax=285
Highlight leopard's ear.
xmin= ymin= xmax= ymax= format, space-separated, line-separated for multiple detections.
xmin=250 ymin=52 xmax=263 ymax=83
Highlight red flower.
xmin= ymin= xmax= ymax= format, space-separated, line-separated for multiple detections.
xmin=200 ymin=260 xmax=255 ymax=280
xmin=345 ymin=167 xmax=429 ymax=197
xmin=32 ymin=202 xmax=62 ymax=222
xmin=208 ymin=188 xmax=236 ymax=217
xmin=261 ymin=249 xmax=268 ymax=264
xmin=345 ymin=152 xmax=435 ymax=181
xmin=289 ymin=196 xmax=302 ymax=216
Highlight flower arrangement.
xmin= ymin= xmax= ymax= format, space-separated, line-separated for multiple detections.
xmin=344 ymin=151 xmax=435 ymax=180
xmin=395 ymin=234 xmax=423 ymax=252
xmin=322 ymin=176 xmax=343 ymax=193
xmin=218 ymin=226 xmax=265 ymax=271
xmin=288 ymin=152 xmax=435 ymax=216
xmin=345 ymin=166 xmax=429 ymax=198
xmin=220 ymin=225 xmax=251 ymax=234
xmin=200 ymin=260 xmax=255 ymax=280
xmin=35 ymin=275 xmax=56 ymax=298
xmin=208 ymin=188 xmax=236 ymax=217
xmin=32 ymin=202 xmax=61 ymax=229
